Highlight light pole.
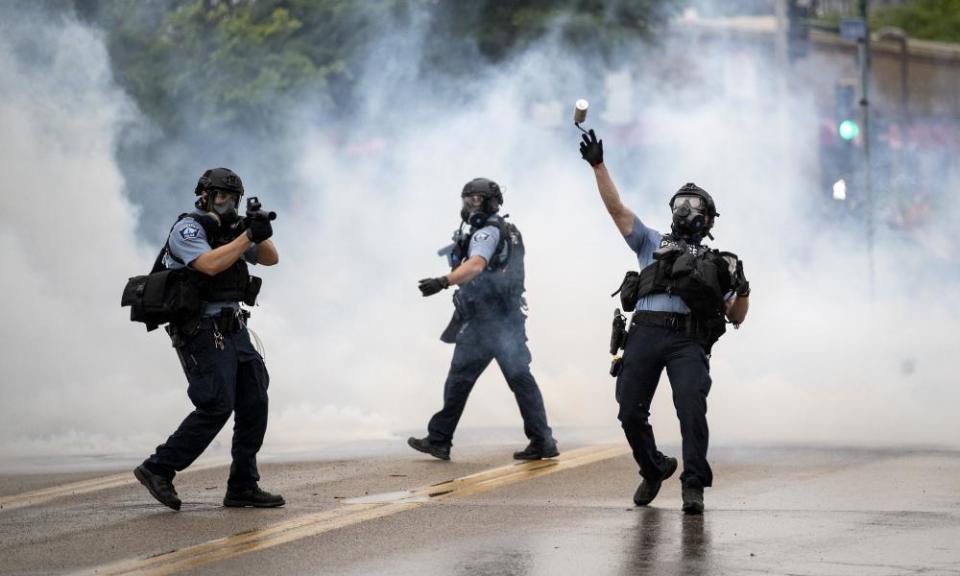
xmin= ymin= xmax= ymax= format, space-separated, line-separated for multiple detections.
xmin=858 ymin=0 xmax=874 ymax=295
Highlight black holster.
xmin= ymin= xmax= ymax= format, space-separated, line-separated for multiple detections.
xmin=610 ymin=308 xmax=627 ymax=355
xmin=440 ymin=309 xmax=464 ymax=344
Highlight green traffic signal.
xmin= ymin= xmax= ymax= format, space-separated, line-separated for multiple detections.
xmin=838 ymin=119 xmax=859 ymax=141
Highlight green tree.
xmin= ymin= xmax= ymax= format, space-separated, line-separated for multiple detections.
xmin=871 ymin=0 xmax=960 ymax=44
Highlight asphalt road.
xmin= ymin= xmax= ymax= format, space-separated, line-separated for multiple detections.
xmin=2 ymin=443 xmax=959 ymax=575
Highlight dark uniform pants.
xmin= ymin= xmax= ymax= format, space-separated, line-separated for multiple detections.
xmin=427 ymin=314 xmax=553 ymax=446
xmin=616 ymin=322 xmax=713 ymax=489
xmin=144 ymin=326 xmax=269 ymax=489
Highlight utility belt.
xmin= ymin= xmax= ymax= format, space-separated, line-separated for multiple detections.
xmin=197 ymin=308 xmax=249 ymax=333
xmin=166 ymin=307 xmax=250 ymax=348
xmin=609 ymin=310 xmax=725 ymax=377
xmin=631 ymin=311 xmax=696 ymax=333
xmin=630 ymin=311 xmax=725 ymax=347
xmin=452 ymin=290 xmax=522 ymax=321
xmin=442 ymin=291 xmax=524 ymax=344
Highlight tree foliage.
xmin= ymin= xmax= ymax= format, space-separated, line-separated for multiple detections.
xmin=77 ymin=0 xmax=683 ymax=136
xmin=79 ymin=0 xmax=392 ymax=135
xmin=871 ymin=0 xmax=960 ymax=44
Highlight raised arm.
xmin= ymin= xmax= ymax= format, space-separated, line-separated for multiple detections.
xmin=592 ymin=164 xmax=637 ymax=237
xmin=580 ymin=129 xmax=636 ymax=236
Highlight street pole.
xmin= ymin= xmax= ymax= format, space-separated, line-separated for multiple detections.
xmin=775 ymin=0 xmax=788 ymax=69
xmin=858 ymin=0 xmax=874 ymax=296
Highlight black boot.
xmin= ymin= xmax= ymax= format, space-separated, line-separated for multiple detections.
xmin=512 ymin=440 xmax=559 ymax=460
xmin=134 ymin=464 xmax=181 ymax=511
xmin=407 ymin=436 xmax=451 ymax=460
xmin=681 ymin=485 xmax=704 ymax=515
xmin=633 ymin=456 xmax=678 ymax=506
xmin=223 ymin=486 xmax=286 ymax=508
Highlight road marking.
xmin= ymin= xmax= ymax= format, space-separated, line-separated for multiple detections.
xmin=78 ymin=444 xmax=629 ymax=576
xmin=0 ymin=462 xmax=223 ymax=513
xmin=1 ymin=473 xmax=136 ymax=512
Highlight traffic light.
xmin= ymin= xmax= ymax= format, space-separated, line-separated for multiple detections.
xmin=820 ymin=81 xmax=861 ymax=207
xmin=835 ymin=82 xmax=859 ymax=143
xmin=838 ymin=119 xmax=860 ymax=141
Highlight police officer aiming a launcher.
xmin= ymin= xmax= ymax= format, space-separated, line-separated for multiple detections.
xmin=579 ymin=131 xmax=750 ymax=514
xmin=408 ymin=178 xmax=558 ymax=461
xmin=134 ymin=167 xmax=284 ymax=510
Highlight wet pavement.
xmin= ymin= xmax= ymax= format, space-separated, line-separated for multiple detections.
xmin=1 ymin=444 xmax=959 ymax=575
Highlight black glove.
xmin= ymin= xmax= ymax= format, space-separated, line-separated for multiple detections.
xmin=245 ymin=217 xmax=273 ymax=244
xmin=735 ymin=260 xmax=750 ymax=297
xmin=418 ymin=276 xmax=450 ymax=297
xmin=579 ymin=129 xmax=604 ymax=167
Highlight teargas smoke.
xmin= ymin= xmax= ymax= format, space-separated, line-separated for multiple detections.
xmin=1 ymin=2 xmax=958 ymax=468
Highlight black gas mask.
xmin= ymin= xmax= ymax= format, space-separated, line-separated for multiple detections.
xmin=209 ymin=190 xmax=241 ymax=225
xmin=194 ymin=167 xmax=245 ymax=228
xmin=460 ymin=177 xmax=503 ymax=228
xmin=668 ymin=183 xmax=717 ymax=241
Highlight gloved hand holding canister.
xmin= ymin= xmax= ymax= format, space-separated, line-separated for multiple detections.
xmin=579 ymin=129 xmax=604 ymax=167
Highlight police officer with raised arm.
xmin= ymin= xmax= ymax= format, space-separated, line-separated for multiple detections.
xmin=134 ymin=167 xmax=284 ymax=510
xmin=408 ymin=178 xmax=558 ymax=461
xmin=579 ymin=130 xmax=750 ymax=514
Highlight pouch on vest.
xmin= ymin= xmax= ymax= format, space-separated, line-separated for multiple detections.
xmin=121 ymin=268 xmax=202 ymax=332
xmin=243 ymin=275 xmax=262 ymax=306
xmin=613 ymin=271 xmax=641 ymax=312
xmin=671 ymin=252 xmax=697 ymax=277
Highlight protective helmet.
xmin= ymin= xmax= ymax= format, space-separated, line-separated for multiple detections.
xmin=460 ymin=177 xmax=503 ymax=227
xmin=194 ymin=167 xmax=244 ymax=198
xmin=668 ymin=182 xmax=718 ymax=239
xmin=194 ymin=167 xmax=244 ymax=215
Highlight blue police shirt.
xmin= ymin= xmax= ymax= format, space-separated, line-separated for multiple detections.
xmin=624 ymin=215 xmax=735 ymax=314
xmin=467 ymin=220 xmax=501 ymax=263
xmin=623 ymin=215 xmax=692 ymax=314
xmin=164 ymin=212 xmax=257 ymax=317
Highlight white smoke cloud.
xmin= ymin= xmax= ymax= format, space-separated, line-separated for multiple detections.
xmin=1 ymin=5 xmax=957 ymax=471
xmin=260 ymin=9 xmax=960 ymax=451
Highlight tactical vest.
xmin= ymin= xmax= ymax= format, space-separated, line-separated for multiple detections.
xmin=451 ymin=216 xmax=526 ymax=319
xmin=167 ymin=213 xmax=260 ymax=305
xmin=636 ymin=235 xmax=732 ymax=316
xmin=618 ymin=234 xmax=733 ymax=352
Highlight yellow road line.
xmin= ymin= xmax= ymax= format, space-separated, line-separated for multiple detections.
xmin=78 ymin=444 xmax=629 ymax=576
xmin=1 ymin=473 xmax=136 ymax=512
xmin=0 ymin=462 xmax=223 ymax=513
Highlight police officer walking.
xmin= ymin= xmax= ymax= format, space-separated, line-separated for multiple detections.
xmin=408 ymin=178 xmax=558 ymax=461
xmin=579 ymin=131 xmax=750 ymax=514
xmin=134 ymin=167 xmax=284 ymax=510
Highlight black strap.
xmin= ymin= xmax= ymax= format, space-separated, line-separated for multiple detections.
xmin=152 ymin=213 xmax=191 ymax=273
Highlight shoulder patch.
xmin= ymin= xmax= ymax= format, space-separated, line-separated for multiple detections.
xmin=473 ymin=231 xmax=491 ymax=242
xmin=179 ymin=224 xmax=201 ymax=240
